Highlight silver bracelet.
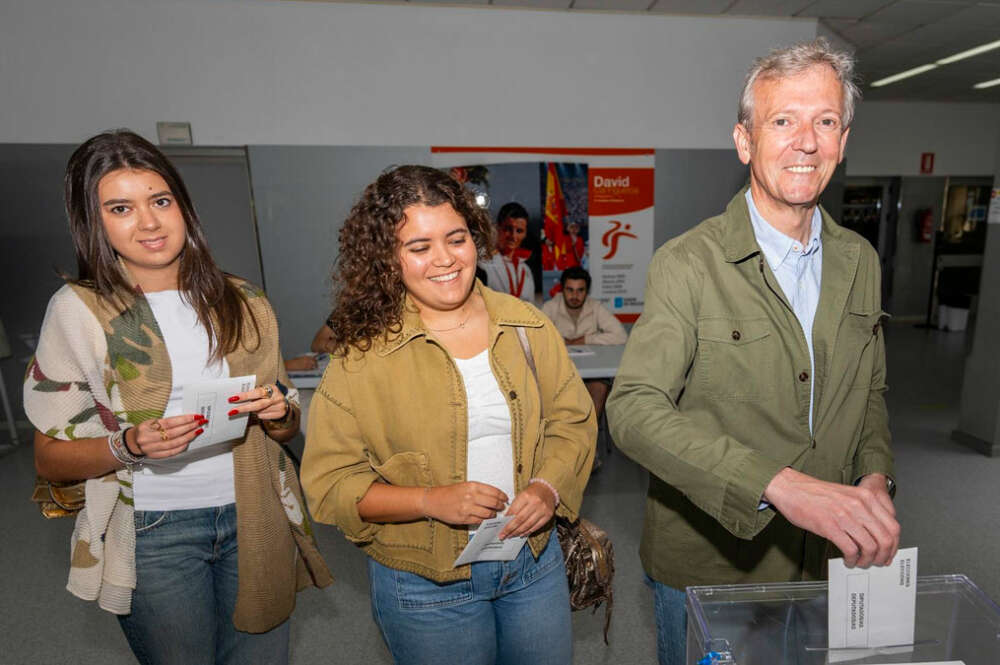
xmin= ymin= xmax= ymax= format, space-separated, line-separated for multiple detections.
xmin=108 ymin=427 xmax=144 ymax=470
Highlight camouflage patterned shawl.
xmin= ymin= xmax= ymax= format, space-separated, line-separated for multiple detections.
xmin=24 ymin=280 xmax=332 ymax=631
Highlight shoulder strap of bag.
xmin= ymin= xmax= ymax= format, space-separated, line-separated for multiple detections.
xmin=514 ymin=327 xmax=542 ymax=418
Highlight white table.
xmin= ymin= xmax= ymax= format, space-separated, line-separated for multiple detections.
xmin=287 ymin=359 xmax=327 ymax=391
xmin=566 ymin=344 xmax=625 ymax=380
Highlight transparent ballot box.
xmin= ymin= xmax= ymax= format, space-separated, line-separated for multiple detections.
xmin=686 ymin=574 xmax=1000 ymax=665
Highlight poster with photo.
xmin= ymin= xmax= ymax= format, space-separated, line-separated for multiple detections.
xmin=433 ymin=148 xmax=654 ymax=321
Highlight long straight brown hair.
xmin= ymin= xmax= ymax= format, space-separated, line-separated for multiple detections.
xmin=64 ymin=129 xmax=259 ymax=362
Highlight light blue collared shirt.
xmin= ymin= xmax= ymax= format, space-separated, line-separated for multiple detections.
xmin=745 ymin=189 xmax=822 ymax=433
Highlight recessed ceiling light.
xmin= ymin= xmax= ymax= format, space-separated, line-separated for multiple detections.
xmin=871 ymin=64 xmax=938 ymax=87
xmin=937 ymin=39 xmax=1000 ymax=65
xmin=870 ymin=38 xmax=1000 ymax=88
xmin=973 ymin=77 xmax=1000 ymax=89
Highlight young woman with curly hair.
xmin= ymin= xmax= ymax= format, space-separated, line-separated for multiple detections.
xmin=25 ymin=130 xmax=331 ymax=665
xmin=302 ymin=165 xmax=596 ymax=665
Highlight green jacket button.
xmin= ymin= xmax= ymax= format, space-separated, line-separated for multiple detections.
xmin=731 ymin=330 xmax=741 ymax=341
xmin=798 ymin=371 xmax=809 ymax=382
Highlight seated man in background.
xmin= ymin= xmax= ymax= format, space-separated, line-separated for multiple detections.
xmin=542 ymin=266 xmax=627 ymax=422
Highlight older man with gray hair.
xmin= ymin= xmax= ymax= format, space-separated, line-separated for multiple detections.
xmin=607 ymin=39 xmax=899 ymax=664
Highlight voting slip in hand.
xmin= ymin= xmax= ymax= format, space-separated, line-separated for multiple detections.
xmin=453 ymin=516 xmax=527 ymax=567
xmin=827 ymin=547 xmax=918 ymax=662
xmin=181 ymin=375 xmax=256 ymax=450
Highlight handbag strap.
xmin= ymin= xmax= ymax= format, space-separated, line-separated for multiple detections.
xmin=514 ymin=327 xmax=541 ymax=418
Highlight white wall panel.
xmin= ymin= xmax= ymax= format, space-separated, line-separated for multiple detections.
xmin=0 ymin=0 xmax=815 ymax=148
xmin=848 ymin=101 xmax=1000 ymax=176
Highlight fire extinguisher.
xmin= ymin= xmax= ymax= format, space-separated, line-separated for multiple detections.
xmin=916 ymin=208 xmax=933 ymax=243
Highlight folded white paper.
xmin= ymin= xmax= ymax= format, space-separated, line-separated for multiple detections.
xmin=453 ymin=516 xmax=527 ymax=567
xmin=181 ymin=374 xmax=256 ymax=449
xmin=566 ymin=345 xmax=595 ymax=357
xmin=828 ymin=547 xmax=917 ymax=661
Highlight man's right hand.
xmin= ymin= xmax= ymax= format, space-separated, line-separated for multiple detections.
xmin=763 ymin=467 xmax=900 ymax=568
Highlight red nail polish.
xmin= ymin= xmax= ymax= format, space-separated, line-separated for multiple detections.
xmin=228 ymin=396 xmax=239 ymax=403
xmin=199 ymin=419 xmax=209 ymax=425
xmin=228 ymin=409 xmax=238 ymax=417
xmin=195 ymin=428 xmax=204 ymax=436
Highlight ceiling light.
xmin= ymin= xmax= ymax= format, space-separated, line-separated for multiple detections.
xmin=973 ymin=77 xmax=1000 ymax=89
xmin=937 ymin=39 xmax=1000 ymax=65
xmin=871 ymin=64 xmax=938 ymax=87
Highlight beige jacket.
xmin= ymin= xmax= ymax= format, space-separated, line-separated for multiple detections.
xmin=542 ymin=296 xmax=627 ymax=345
xmin=302 ymin=283 xmax=596 ymax=582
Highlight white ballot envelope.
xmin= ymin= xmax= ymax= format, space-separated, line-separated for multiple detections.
xmin=453 ymin=516 xmax=527 ymax=567
xmin=181 ymin=374 xmax=256 ymax=450
xmin=828 ymin=547 xmax=918 ymax=662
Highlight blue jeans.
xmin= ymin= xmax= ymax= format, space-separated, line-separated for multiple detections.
xmin=368 ymin=530 xmax=572 ymax=665
xmin=117 ymin=504 xmax=290 ymax=665
xmin=647 ymin=575 xmax=687 ymax=665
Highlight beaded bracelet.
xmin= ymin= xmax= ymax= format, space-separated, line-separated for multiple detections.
xmin=108 ymin=427 xmax=144 ymax=470
xmin=528 ymin=477 xmax=559 ymax=507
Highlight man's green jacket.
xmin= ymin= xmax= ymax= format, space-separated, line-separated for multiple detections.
xmin=607 ymin=190 xmax=894 ymax=588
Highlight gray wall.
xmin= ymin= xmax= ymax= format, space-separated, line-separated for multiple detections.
xmin=893 ymin=177 xmax=946 ymax=319
xmin=653 ymin=150 xmax=747 ymax=248
xmin=0 ymin=144 xmax=78 ymax=440
xmin=248 ymin=146 xmax=431 ymax=356
xmin=956 ymin=130 xmax=1000 ymax=450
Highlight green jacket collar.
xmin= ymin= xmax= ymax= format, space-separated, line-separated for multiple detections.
xmin=720 ymin=187 xmax=857 ymax=263
xmin=377 ymin=280 xmax=544 ymax=356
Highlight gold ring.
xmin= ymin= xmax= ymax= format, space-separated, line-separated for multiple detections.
xmin=151 ymin=419 xmax=164 ymax=432
xmin=263 ymin=384 xmax=274 ymax=399
xmin=159 ymin=429 xmax=169 ymax=441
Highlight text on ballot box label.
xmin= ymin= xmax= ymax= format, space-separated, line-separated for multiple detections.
xmin=846 ymin=574 xmax=869 ymax=646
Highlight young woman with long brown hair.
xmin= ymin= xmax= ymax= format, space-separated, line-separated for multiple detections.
xmin=25 ymin=130 xmax=331 ymax=665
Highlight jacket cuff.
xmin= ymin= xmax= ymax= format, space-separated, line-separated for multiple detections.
xmin=334 ymin=471 xmax=382 ymax=544
xmin=851 ymin=453 xmax=894 ymax=487
xmin=719 ymin=449 xmax=787 ymax=539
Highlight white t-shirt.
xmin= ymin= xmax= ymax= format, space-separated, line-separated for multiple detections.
xmin=453 ymin=350 xmax=516 ymax=510
xmin=132 ymin=290 xmax=236 ymax=511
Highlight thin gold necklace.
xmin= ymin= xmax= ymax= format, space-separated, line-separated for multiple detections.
xmin=425 ymin=308 xmax=472 ymax=333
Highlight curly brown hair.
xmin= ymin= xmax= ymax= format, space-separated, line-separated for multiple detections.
xmin=327 ymin=165 xmax=496 ymax=357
